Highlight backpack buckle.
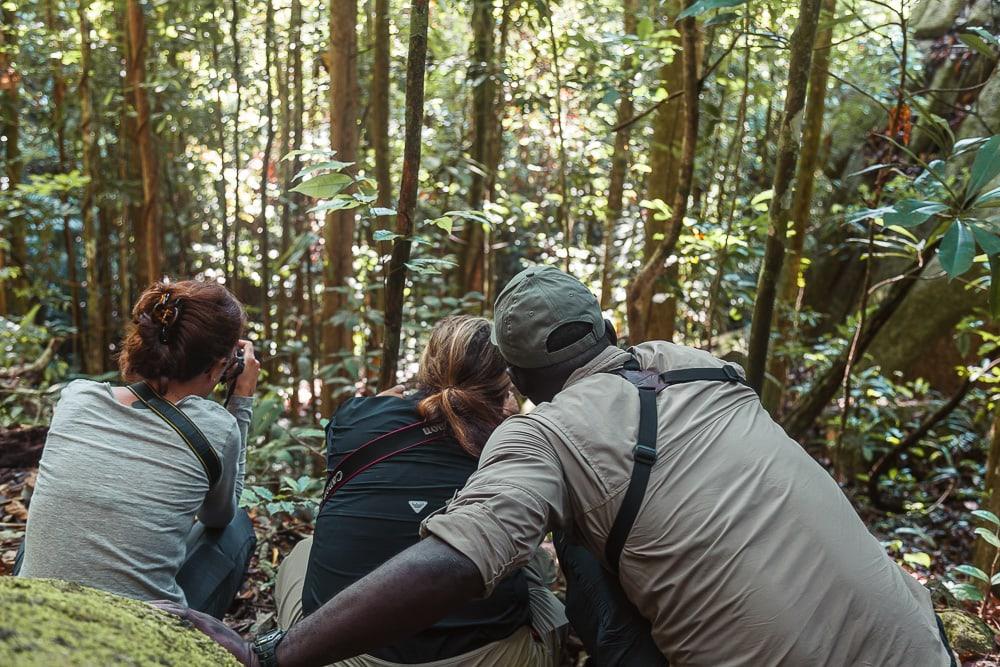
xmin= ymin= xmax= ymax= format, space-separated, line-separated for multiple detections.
xmin=722 ymin=365 xmax=741 ymax=382
xmin=633 ymin=444 xmax=657 ymax=465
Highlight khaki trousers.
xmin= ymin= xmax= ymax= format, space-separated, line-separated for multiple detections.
xmin=274 ymin=537 xmax=565 ymax=667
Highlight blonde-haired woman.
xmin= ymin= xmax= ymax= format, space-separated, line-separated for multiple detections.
xmin=274 ymin=316 xmax=564 ymax=666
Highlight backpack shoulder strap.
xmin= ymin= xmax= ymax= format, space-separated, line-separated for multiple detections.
xmin=320 ymin=421 xmax=447 ymax=507
xmin=127 ymin=382 xmax=222 ymax=487
xmin=604 ymin=385 xmax=658 ymax=574
xmin=602 ymin=358 xmax=752 ymax=573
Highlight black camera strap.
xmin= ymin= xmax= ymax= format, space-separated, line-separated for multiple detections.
xmin=320 ymin=420 xmax=447 ymax=508
xmin=127 ymin=382 xmax=223 ymax=488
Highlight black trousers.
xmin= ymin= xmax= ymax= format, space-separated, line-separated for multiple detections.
xmin=554 ymin=533 xmax=668 ymax=667
xmin=14 ymin=509 xmax=255 ymax=619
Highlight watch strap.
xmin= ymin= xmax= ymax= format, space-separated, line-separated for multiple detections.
xmin=251 ymin=628 xmax=285 ymax=667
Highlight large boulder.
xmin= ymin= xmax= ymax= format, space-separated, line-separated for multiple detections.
xmin=0 ymin=577 xmax=240 ymax=666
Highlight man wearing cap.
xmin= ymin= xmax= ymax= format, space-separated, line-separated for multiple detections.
xmin=170 ymin=266 xmax=954 ymax=667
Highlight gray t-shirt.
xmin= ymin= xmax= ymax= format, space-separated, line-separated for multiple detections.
xmin=20 ymin=379 xmax=252 ymax=604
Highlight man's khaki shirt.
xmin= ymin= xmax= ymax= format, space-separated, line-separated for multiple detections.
xmin=422 ymin=341 xmax=950 ymax=666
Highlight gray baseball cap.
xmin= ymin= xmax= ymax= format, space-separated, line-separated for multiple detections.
xmin=491 ymin=266 xmax=605 ymax=369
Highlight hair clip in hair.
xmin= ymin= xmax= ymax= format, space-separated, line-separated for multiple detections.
xmin=153 ymin=292 xmax=182 ymax=344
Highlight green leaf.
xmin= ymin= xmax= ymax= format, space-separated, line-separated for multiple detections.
xmin=431 ymin=216 xmax=454 ymax=233
xmin=677 ymin=0 xmax=746 ymax=20
xmin=902 ymin=552 xmax=932 ymax=568
xmin=292 ymin=160 xmax=355 ymax=181
xmin=371 ymin=207 xmax=397 ymax=217
xmin=951 ymin=582 xmax=986 ymax=602
xmin=975 ymin=526 xmax=1000 ymax=548
xmin=939 ymin=221 xmax=975 ymax=277
xmin=954 ymin=564 xmax=991 ymax=583
xmin=989 ymin=254 xmax=1000 ymax=319
xmin=972 ymin=224 xmax=1000 ymax=255
xmin=309 ymin=197 xmax=365 ymax=213
xmin=373 ymin=229 xmax=402 ymax=242
xmin=974 ymin=186 xmax=1000 ymax=208
xmin=704 ymin=11 xmax=740 ymax=26
xmin=992 ymin=572 xmax=1000 ymax=586
xmin=636 ymin=16 xmax=654 ymax=39
xmin=444 ymin=210 xmax=491 ymax=229
xmin=973 ymin=509 xmax=1000 ymax=527
xmin=967 ymin=135 xmax=1000 ymax=200
xmin=251 ymin=485 xmax=274 ymax=501
xmin=959 ymin=33 xmax=996 ymax=58
xmin=883 ymin=199 xmax=947 ymax=228
xmin=291 ymin=172 xmax=353 ymax=199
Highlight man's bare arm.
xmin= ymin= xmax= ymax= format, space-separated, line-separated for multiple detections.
xmin=274 ymin=536 xmax=483 ymax=667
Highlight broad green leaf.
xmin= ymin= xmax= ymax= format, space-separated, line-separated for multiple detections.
xmin=883 ymin=199 xmax=947 ymax=228
xmin=373 ymin=229 xmax=402 ymax=242
xmin=309 ymin=197 xmax=365 ymax=213
xmin=973 ymin=509 xmax=1000 ymax=526
xmin=371 ymin=207 xmax=397 ymax=216
xmin=251 ymin=485 xmax=274 ymax=501
xmin=975 ymin=526 xmax=1000 ymax=548
xmin=636 ymin=16 xmax=654 ymax=39
xmin=992 ymin=572 xmax=1000 ymax=586
xmin=291 ymin=172 xmax=353 ymax=199
xmin=951 ymin=582 xmax=986 ymax=602
xmin=974 ymin=186 xmax=1000 ymax=208
xmin=967 ymin=135 xmax=1000 ymax=200
xmin=432 ymin=216 xmax=454 ymax=233
xmin=282 ymin=148 xmax=337 ymax=162
xmin=954 ymin=564 xmax=990 ymax=583
xmin=677 ymin=0 xmax=746 ymax=20
xmin=959 ymin=32 xmax=997 ymax=58
xmin=902 ymin=552 xmax=932 ymax=568
xmin=971 ymin=224 xmax=1000 ymax=255
xmin=939 ymin=221 xmax=975 ymax=277
xmin=292 ymin=160 xmax=355 ymax=181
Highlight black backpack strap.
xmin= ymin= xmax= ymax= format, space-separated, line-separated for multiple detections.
xmin=320 ymin=421 xmax=447 ymax=507
xmin=127 ymin=382 xmax=222 ymax=487
xmin=603 ymin=358 xmax=751 ymax=574
xmin=605 ymin=386 xmax=658 ymax=574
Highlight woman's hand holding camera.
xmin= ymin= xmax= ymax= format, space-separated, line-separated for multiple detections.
xmin=233 ymin=339 xmax=260 ymax=397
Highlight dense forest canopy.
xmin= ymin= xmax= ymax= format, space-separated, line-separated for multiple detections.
xmin=3 ymin=0 xmax=1000 ymax=658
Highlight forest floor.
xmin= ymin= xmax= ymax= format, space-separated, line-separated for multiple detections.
xmin=0 ymin=428 xmax=996 ymax=664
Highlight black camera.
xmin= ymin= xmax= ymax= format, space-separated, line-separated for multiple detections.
xmin=221 ymin=346 xmax=246 ymax=385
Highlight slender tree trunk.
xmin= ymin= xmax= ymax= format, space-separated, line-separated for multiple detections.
xmin=321 ymin=0 xmax=360 ymax=413
xmin=126 ymin=0 xmax=160 ymax=288
xmin=230 ymin=0 xmax=243 ymax=290
xmin=457 ymin=0 xmax=495 ymax=298
xmin=0 ymin=6 xmax=24 ymax=314
xmin=287 ymin=0 xmax=305 ymax=417
xmin=626 ymin=3 xmax=699 ymax=340
xmin=367 ymin=0 xmax=392 ymax=359
xmin=46 ymin=0 xmax=81 ymax=359
xmin=79 ymin=0 xmax=105 ymax=374
xmin=378 ymin=0 xmax=429 ymax=391
xmin=599 ymin=0 xmax=638 ymax=311
xmin=210 ymin=24 xmax=230 ymax=286
xmin=765 ymin=0 xmax=836 ymax=411
xmin=744 ymin=0 xmax=823 ymax=394
xmin=977 ymin=408 xmax=1000 ymax=574
xmin=118 ymin=6 xmax=135 ymax=322
xmin=371 ymin=0 xmax=392 ymax=210
xmin=546 ymin=6 xmax=571 ymax=271
xmin=259 ymin=0 xmax=276 ymax=340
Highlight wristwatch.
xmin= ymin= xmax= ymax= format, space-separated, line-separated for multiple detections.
xmin=251 ymin=628 xmax=286 ymax=667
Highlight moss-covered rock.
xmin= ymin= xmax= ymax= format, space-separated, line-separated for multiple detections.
xmin=939 ymin=609 xmax=996 ymax=657
xmin=0 ymin=577 xmax=240 ymax=666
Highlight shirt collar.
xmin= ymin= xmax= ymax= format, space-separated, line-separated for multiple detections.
xmin=563 ymin=345 xmax=633 ymax=391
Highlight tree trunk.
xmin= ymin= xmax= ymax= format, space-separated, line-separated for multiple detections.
xmin=625 ymin=2 xmax=699 ymax=340
xmin=0 ymin=6 xmax=24 ymax=314
xmin=976 ymin=407 xmax=1000 ymax=574
xmin=367 ymin=0 xmax=392 ymax=359
xmin=321 ymin=0 xmax=360 ymax=413
xmin=765 ymin=0 xmax=836 ymax=411
xmin=744 ymin=0 xmax=823 ymax=394
xmin=126 ymin=0 xmax=160 ymax=289
xmin=46 ymin=0 xmax=81 ymax=360
xmin=79 ymin=0 xmax=105 ymax=374
xmin=230 ymin=0 xmax=243 ymax=290
xmin=210 ymin=23 xmax=230 ymax=287
xmin=259 ymin=0 xmax=276 ymax=340
xmin=378 ymin=0 xmax=429 ymax=391
xmin=599 ymin=0 xmax=638 ymax=311
xmin=457 ymin=0 xmax=495 ymax=298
